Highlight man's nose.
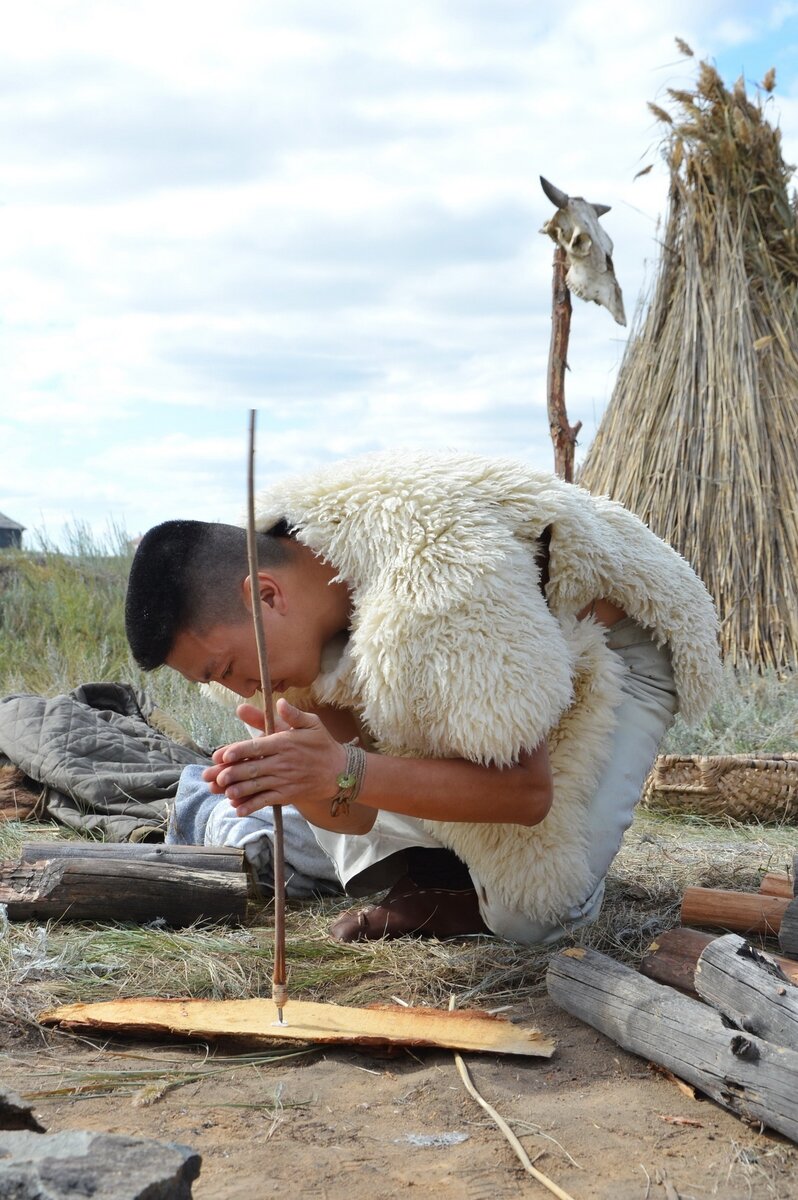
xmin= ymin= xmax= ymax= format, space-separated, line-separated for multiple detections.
xmin=225 ymin=675 xmax=260 ymax=699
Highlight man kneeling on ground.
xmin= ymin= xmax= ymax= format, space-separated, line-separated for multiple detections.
xmin=125 ymin=450 xmax=721 ymax=945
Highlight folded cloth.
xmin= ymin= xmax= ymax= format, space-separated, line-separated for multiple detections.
xmin=166 ymin=765 xmax=341 ymax=899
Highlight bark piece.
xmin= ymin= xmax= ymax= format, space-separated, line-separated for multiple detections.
xmin=641 ymin=928 xmax=798 ymax=993
xmin=0 ymin=1130 xmax=200 ymax=1199
xmin=19 ymin=841 xmax=246 ymax=874
xmin=779 ymin=897 xmax=798 ymax=957
xmin=0 ymin=858 xmax=249 ymax=925
xmin=39 ymin=996 xmax=555 ymax=1057
xmin=681 ymin=886 xmax=789 ymax=935
xmin=694 ymin=933 xmax=798 ymax=1051
xmin=547 ymin=946 xmax=798 ymax=1143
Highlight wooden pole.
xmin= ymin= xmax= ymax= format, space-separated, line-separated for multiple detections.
xmin=759 ymin=871 xmax=795 ymax=898
xmin=546 ymin=246 xmax=581 ymax=482
xmin=680 ymin=886 xmax=789 ymax=936
xmin=246 ymin=410 xmax=288 ymax=1023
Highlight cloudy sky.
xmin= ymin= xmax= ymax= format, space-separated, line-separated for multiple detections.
xmin=1 ymin=1 xmax=796 ymax=545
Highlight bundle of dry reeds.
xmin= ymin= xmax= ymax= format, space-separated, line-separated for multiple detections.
xmin=579 ymin=49 xmax=798 ymax=669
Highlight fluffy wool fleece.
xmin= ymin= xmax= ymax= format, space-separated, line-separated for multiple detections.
xmin=249 ymin=450 xmax=721 ymax=922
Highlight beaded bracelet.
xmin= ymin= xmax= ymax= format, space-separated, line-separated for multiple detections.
xmin=330 ymin=741 xmax=367 ymax=817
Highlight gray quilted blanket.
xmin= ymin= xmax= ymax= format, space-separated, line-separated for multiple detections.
xmin=0 ymin=683 xmax=210 ymax=841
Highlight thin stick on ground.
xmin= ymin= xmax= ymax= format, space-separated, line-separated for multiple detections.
xmin=246 ymin=409 xmax=288 ymax=1021
xmin=449 ymin=997 xmax=578 ymax=1200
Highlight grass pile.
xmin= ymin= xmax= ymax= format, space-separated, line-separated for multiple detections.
xmin=578 ymin=47 xmax=798 ymax=670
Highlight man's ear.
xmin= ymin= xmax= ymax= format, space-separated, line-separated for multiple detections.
xmin=241 ymin=572 xmax=285 ymax=614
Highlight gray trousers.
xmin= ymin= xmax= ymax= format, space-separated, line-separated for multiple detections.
xmin=312 ymin=618 xmax=678 ymax=945
xmin=473 ymin=618 xmax=677 ymax=943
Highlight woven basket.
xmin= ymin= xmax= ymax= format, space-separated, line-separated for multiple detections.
xmin=641 ymin=753 xmax=798 ymax=823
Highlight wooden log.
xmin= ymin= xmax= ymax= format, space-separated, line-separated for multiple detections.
xmin=0 ymin=858 xmax=248 ymax=926
xmin=694 ymin=933 xmax=798 ymax=1052
xmin=681 ymin=886 xmax=789 ymax=935
xmin=759 ymin=872 xmax=795 ymax=898
xmin=547 ymin=947 xmax=798 ymax=1144
xmin=779 ymin=897 xmax=798 ymax=958
xmin=639 ymin=927 xmax=713 ymax=995
xmin=39 ymin=996 xmax=555 ymax=1057
xmin=641 ymin=928 xmax=798 ymax=992
xmin=19 ymin=841 xmax=246 ymax=874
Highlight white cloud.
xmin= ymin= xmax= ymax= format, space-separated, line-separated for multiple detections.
xmin=0 ymin=0 xmax=795 ymax=543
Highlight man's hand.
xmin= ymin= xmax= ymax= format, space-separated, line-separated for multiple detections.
xmin=203 ymin=697 xmax=348 ymax=818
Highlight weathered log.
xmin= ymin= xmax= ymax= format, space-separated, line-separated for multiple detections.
xmin=0 ymin=858 xmax=249 ymax=925
xmin=19 ymin=841 xmax=246 ymax=874
xmin=641 ymin=927 xmax=798 ymax=993
xmin=547 ymin=946 xmax=798 ymax=1143
xmin=779 ymin=897 xmax=798 ymax=958
xmin=694 ymin=933 xmax=798 ymax=1051
xmin=39 ymin=996 xmax=556 ymax=1057
xmin=681 ymin=886 xmax=788 ymax=935
xmin=759 ymin=871 xmax=795 ymax=898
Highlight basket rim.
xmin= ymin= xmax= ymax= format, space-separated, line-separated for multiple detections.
xmin=653 ymin=752 xmax=798 ymax=768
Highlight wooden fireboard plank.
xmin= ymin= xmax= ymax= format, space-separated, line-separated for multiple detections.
xmin=40 ymin=996 xmax=554 ymax=1057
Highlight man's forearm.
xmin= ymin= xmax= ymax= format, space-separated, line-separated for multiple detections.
xmin=297 ymin=744 xmax=552 ymax=833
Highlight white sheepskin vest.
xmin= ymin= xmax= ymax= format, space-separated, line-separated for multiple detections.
xmin=250 ymin=451 xmax=721 ymax=922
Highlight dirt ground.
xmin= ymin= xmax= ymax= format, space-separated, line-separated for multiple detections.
xmin=2 ymin=995 xmax=796 ymax=1200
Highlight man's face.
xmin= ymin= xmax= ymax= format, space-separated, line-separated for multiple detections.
xmin=166 ymin=620 xmax=263 ymax=698
xmin=165 ymin=607 xmax=321 ymax=698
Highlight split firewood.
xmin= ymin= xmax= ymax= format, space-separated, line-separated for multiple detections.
xmin=779 ymin=897 xmax=798 ymax=958
xmin=18 ymin=841 xmax=247 ymax=874
xmin=39 ymin=996 xmax=555 ymax=1058
xmin=759 ymin=871 xmax=795 ymax=899
xmin=680 ymin=886 xmax=789 ymax=935
xmin=640 ymin=928 xmax=798 ymax=994
xmin=694 ymin=933 xmax=798 ymax=1052
xmin=547 ymin=946 xmax=798 ymax=1143
xmin=0 ymin=858 xmax=249 ymax=926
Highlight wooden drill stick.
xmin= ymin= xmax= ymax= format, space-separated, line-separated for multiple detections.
xmin=246 ymin=409 xmax=288 ymax=1024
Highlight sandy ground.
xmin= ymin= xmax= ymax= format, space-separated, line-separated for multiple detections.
xmin=2 ymin=996 xmax=796 ymax=1200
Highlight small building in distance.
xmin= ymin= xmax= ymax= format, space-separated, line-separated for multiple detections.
xmin=0 ymin=512 xmax=25 ymax=550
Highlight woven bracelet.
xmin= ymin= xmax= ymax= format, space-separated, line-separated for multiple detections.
xmin=330 ymin=741 xmax=367 ymax=817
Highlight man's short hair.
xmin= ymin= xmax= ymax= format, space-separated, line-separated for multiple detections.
xmin=125 ymin=520 xmax=292 ymax=670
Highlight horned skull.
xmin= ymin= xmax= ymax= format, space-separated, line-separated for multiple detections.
xmin=540 ymin=176 xmax=626 ymax=326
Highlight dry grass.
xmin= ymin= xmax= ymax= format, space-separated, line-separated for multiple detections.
xmin=1 ymin=810 xmax=793 ymax=1032
xmin=579 ymin=56 xmax=798 ymax=670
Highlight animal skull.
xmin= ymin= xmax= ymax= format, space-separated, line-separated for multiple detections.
xmin=540 ymin=176 xmax=626 ymax=326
